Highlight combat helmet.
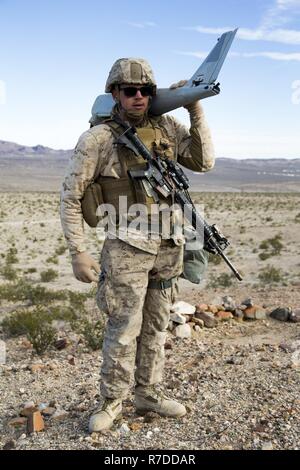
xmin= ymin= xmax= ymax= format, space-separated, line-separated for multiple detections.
xmin=105 ymin=58 xmax=157 ymax=94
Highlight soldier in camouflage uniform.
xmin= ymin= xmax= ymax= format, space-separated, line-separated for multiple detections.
xmin=60 ymin=58 xmax=215 ymax=432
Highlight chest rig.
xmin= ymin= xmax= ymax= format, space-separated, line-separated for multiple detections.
xmin=96 ymin=118 xmax=176 ymax=215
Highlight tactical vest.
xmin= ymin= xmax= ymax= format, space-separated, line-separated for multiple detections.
xmin=95 ymin=118 xmax=176 ymax=215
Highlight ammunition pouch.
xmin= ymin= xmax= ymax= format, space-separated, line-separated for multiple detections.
xmin=181 ymin=227 xmax=209 ymax=284
xmin=80 ymin=182 xmax=104 ymax=228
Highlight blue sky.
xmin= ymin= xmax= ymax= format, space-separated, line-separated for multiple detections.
xmin=0 ymin=0 xmax=299 ymax=158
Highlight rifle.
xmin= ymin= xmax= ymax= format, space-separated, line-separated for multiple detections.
xmin=115 ymin=118 xmax=243 ymax=282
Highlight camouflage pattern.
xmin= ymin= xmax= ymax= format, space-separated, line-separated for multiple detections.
xmin=96 ymin=237 xmax=183 ymax=399
xmin=60 ymin=108 xmax=215 ymax=255
xmin=105 ymin=58 xmax=157 ymax=93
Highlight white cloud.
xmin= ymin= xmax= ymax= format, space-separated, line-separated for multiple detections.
xmin=182 ymin=25 xmax=300 ymax=45
xmin=0 ymin=80 xmax=6 ymax=105
xmin=260 ymin=0 xmax=300 ymax=29
xmin=234 ymin=51 xmax=300 ymax=61
xmin=181 ymin=0 xmax=300 ymax=45
xmin=292 ymin=79 xmax=300 ymax=104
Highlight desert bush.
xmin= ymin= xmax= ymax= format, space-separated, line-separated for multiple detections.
xmin=258 ymin=265 xmax=284 ymax=284
xmin=25 ymin=267 xmax=37 ymax=274
xmin=46 ymin=256 xmax=59 ymax=265
xmin=0 ymin=264 xmax=18 ymax=281
xmin=2 ymin=306 xmax=56 ymax=355
xmin=259 ymin=234 xmax=283 ymax=260
xmin=208 ymin=273 xmax=233 ymax=288
xmin=6 ymin=247 xmax=18 ymax=264
xmin=40 ymin=269 xmax=58 ymax=282
xmin=208 ymin=253 xmax=222 ymax=265
xmin=78 ymin=318 xmax=105 ymax=351
xmin=0 ymin=280 xmax=68 ymax=305
xmin=55 ymin=245 xmax=67 ymax=256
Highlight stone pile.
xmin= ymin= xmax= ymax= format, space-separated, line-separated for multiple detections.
xmin=8 ymin=399 xmax=69 ymax=434
xmin=169 ymin=296 xmax=300 ymax=338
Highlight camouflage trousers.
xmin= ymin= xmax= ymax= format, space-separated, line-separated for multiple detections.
xmin=96 ymin=237 xmax=184 ymax=399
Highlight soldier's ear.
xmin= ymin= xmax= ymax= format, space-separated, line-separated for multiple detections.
xmin=112 ymin=87 xmax=119 ymax=102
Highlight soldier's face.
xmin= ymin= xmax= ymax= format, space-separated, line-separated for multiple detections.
xmin=113 ymin=85 xmax=150 ymax=114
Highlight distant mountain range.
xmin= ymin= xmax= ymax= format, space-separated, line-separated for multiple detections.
xmin=0 ymin=140 xmax=72 ymax=159
xmin=0 ymin=139 xmax=299 ymax=192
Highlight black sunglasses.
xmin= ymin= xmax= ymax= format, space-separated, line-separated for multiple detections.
xmin=119 ymin=86 xmax=154 ymax=98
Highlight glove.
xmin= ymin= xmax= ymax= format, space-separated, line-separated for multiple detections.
xmin=71 ymin=251 xmax=100 ymax=283
xmin=169 ymin=79 xmax=188 ymax=90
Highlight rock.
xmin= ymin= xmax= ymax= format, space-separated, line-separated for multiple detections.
xmin=243 ymin=306 xmax=257 ymax=320
xmin=55 ymin=338 xmax=68 ymax=350
xmin=226 ymin=356 xmax=243 ymax=365
xmin=143 ymin=412 xmax=160 ymax=423
xmin=20 ymin=406 xmax=38 ymax=417
xmin=233 ymin=309 xmax=244 ymax=320
xmin=164 ymin=341 xmax=173 ymax=350
xmin=289 ymin=308 xmax=300 ymax=323
xmin=170 ymin=301 xmax=196 ymax=315
xmin=29 ymin=363 xmax=46 ymax=373
xmin=222 ymin=296 xmax=236 ymax=312
xmin=120 ymin=423 xmax=130 ymax=435
xmin=8 ymin=417 xmax=27 ymax=427
xmin=2 ymin=439 xmax=16 ymax=450
xmin=216 ymin=311 xmax=233 ymax=321
xmin=196 ymin=303 xmax=208 ymax=311
xmin=20 ymin=339 xmax=32 ymax=349
xmin=241 ymin=298 xmax=254 ymax=308
xmin=67 ymin=355 xmax=75 ymax=365
xmin=51 ymin=409 xmax=69 ymax=421
xmin=194 ymin=325 xmax=201 ymax=333
xmin=195 ymin=311 xmax=218 ymax=328
xmin=49 ymin=400 xmax=56 ymax=407
xmin=38 ymin=403 xmax=48 ymax=412
xmin=174 ymin=323 xmax=191 ymax=338
xmin=167 ymin=320 xmax=174 ymax=331
xmin=261 ymin=441 xmax=273 ymax=451
xmin=27 ymin=411 xmax=45 ymax=433
xmin=170 ymin=312 xmax=187 ymax=324
xmin=244 ymin=306 xmax=266 ymax=321
xmin=191 ymin=317 xmax=204 ymax=328
xmin=207 ymin=305 xmax=218 ymax=314
xmin=41 ymin=407 xmax=56 ymax=417
xmin=270 ymin=307 xmax=291 ymax=322
xmin=19 ymin=388 xmax=25 ymax=394
xmin=255 ymin=309 xmax=267 ymax=320
xmin=146 ymin=431 xmax=153 ymax=439
xmin=130 ymin=422 xmax=143 ymax=432
xmin=22 ymin=400 xmax=36 ymax=409
xmin=48 ymin=362 xmax=58 ymax=370
xmin=238 ymin=304 xmax=247 ymax=311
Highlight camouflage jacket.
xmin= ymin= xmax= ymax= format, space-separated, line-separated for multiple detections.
xmin=60 ymin=108 xmax=215 ymax=255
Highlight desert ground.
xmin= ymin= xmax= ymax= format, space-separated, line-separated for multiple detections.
xmin=0 ymin=191 xmax=299 ymax=450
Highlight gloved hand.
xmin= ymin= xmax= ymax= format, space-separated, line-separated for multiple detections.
xmin=169 ymin=79 xmax=188 ymax=90
xmin=71 ymin=251 xmax=100 ymax=283
xmin=169 ymin=79 xmax=203 ymax=115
